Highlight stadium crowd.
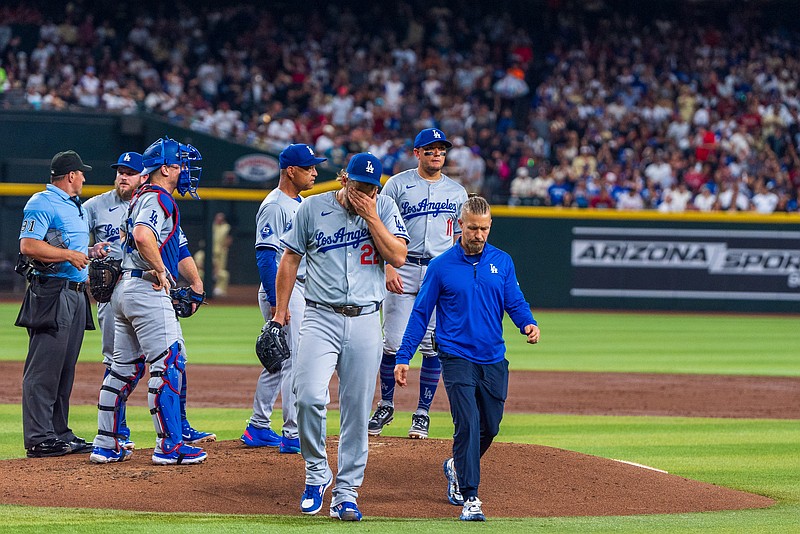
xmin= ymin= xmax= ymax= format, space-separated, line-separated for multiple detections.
xmin=1 ymin=1 xmax=799 ymax=211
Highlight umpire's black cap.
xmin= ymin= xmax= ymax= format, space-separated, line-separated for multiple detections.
xmin=51 ymin=150 xmax=92 ymax=177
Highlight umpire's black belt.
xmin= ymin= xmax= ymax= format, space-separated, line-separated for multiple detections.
xmin=406 ymin=256 xmax=431 ymax=266
xmin=32 ymin=275 xmax=86 ymax=292
xmin=306 ymin=299 xmax=380 ymax=317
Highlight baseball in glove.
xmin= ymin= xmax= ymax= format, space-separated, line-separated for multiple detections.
xmin=170 ymin=286 xmax=207 ymax=317
xmin=88 ymin=258 xmax=122 ymax=302
xmin=255 ymin=321 xmax=290 ymax=373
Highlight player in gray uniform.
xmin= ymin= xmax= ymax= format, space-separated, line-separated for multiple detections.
xmin=90 ymin=136 xmax=207 ymax=465
xmin=241 ymin=143 xmax=325 ymax=453
xmin=84 ymin=152 xmax=148 ymax=450
xmin=369 ymin=128 xmax=467 ymax=439
xmin=88 ymin=153 xmax=214 ymax=462
xmin=273 ymin=153 xmax=408 ymax=521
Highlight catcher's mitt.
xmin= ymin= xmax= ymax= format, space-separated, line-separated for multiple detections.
xmin=255 ymin=320 xmax=290 ymax=373
xmin=88 ymin=258 xmax=122 ymax=302
xmin=170 ymin=286 xmax=207 ymax=317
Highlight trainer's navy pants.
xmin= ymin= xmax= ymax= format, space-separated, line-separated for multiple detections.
xmin=440 ymin=351 xmax=508 ymax=500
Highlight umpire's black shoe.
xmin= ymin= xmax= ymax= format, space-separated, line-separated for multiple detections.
xmin=67 ymin=437 xmax=93 ymax=454
xmin=26 ymin=439 xmax=71 ymax=458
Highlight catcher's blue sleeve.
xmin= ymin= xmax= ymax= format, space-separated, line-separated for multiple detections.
xmin=256 ymin=246 xmax=278 ymax=306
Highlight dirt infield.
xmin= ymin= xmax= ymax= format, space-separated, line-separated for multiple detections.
xmin=0 ymin=361 xmax=792 ymax=518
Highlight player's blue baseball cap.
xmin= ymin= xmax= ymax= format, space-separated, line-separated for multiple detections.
xmin=346 ymin=152 xmax=382 ymax=187
xmin=279 ymin=144 xmax=327 ymax=169
xmin=110 ymin=151 xmax=144 ymax=173
xmin=413 ymin=128 xmax=452 ymax=149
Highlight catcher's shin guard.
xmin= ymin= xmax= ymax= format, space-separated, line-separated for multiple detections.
xmin=96 ymin=358 xmax=146 ymax=450
xmin=148 ymin=342 xmax=185 ymax=452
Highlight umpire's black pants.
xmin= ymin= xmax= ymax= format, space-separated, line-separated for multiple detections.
xmin=440 ymin=351 xmax=508 ymax=500
xmin=22 ymin=279 xmax=88 ymax=448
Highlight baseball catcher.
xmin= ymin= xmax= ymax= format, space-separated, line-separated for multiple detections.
xmin=88 ymin=258 xmax=122 ymax=303
xmin=255 ymin=321 xmax=290 ymax=373
xmin=170 ymin=286 xmax=207 ymax=317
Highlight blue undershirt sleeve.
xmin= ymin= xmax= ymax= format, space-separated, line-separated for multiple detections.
xmin=256 ymin=247 xmax=278 ymax=307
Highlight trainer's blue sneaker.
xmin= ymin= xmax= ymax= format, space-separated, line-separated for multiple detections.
xmin=459 ymin=496 xmax=486 ymax=521
xmin=89 ymin=446 xmax=132 ymax=464
xmin=300 ymin=478 xmax=332 ymax=515
xmin=182 ymin=420 xmax=217 ymax=445
xmin=152 ymin=443 xmax=207 ymax=465
xmin=443 ymin=457 xmax=464 ymax=505
xmin=280 ymin=435 xmax=301 ymax=454
xmin=330 ymin=501 xmax=362 ymax=521
xmin=241 ymin=423 xmax=281 ymax=447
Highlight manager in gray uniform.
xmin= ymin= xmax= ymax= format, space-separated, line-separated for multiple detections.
xmin=369 ymin=128 xmax=467 ymax=439
xmin=241 ymin=143 xmax=325 ymax=453
xmin=272 ymin=153 xmax=408 ymax=521
xmin=17 ymin=150 xmax=109 ymax=457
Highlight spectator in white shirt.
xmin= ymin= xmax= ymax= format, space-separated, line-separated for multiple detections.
xmin=692 ymin=185 xmax=717 ymax=211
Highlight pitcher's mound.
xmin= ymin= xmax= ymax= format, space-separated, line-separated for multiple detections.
xmin=0 ymin=438 xmax=773 ymax=518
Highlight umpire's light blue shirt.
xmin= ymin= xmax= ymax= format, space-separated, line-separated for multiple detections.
xmin=396 ymin=239 xmax=536 ymax=366
xmin=19 ymin=183 xmax=89 ymax=282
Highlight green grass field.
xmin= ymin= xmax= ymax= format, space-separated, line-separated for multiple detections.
xmin=1 ymin=302 xmax=798 ymax=532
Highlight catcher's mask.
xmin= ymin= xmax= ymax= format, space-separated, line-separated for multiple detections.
xmin=141 ymin=136 xmax=203 ymax=199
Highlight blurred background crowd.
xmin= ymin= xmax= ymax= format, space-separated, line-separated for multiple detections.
xmin=1 ymin=0 xmax=799 ymax=211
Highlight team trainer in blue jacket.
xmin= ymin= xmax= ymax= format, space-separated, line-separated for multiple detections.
xmin=394 ymin=195 xmax=540 ymax=522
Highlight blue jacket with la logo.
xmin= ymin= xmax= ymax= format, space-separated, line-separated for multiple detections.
xmin=396 ymin=239 xmax=536 ymax=365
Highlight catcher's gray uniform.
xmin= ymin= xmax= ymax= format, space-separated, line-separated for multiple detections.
xmin=381 ymin=169 xmax=467 ymax=359
xmin=252 ymin=188 xmax=307 ymax=440
xmin=84 ymin=189 xmax=126 ymax=366
xmin=282 ymin=191 xmax=408 ymax=506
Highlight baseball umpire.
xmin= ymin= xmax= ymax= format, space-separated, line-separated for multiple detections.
xmin=394 ymin=196 xmax=540 ymax=521
xmin=273 ymin=153 xmax=408 ymax=521
xmin=16 ymin=150 xmax=109 ymax=458
xmin=369 ymin=128 xmax=467 ymax=439
xmin=241 ymin=143 xmax=325 ymax=452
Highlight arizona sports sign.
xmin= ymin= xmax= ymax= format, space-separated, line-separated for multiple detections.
xmin=571 ymin=227 xmax=800 ymax=301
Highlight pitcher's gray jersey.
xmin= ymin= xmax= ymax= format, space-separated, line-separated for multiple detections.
xmin=256 ymin=188 xmax=306 ymax=279
xmin=281 ymin=191 xmax=409 ymax=305
xmin=84 ymin=189 xmax=126 ymax=260
xmin=121 ymin=190 xmax=177 ymax=273
xmin=381 ymin=169 xmax=467 ymax=257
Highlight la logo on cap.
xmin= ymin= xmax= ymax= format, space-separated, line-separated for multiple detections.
xmin=365 ymin=161 xmax=374 ymax=174
xmin=124 ymin=153 xmax=131 ymax=162
xmin=433 ymin=130 xmax=442 ymax=139
xmin=306 ymin=146 xmax=314 ymax=155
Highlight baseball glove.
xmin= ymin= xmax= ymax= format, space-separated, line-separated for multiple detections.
xmin=170 ymin=286 xmax=207 ymax=317
xmin=255 ymin=321 xmax=290 ymax=373
xmin=88 ymin=258 xmax=122 ymax=302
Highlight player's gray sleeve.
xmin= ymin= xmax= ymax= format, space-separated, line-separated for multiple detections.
xmin=256 ymin=203 xmax=286 ymax=251
xmin=280 ymin=199 xmax=310 ymax=255
xmin=84 ymin=199 xmax=97 ymax=240
xmin=377 ymin=196 xmax=410 ymax=240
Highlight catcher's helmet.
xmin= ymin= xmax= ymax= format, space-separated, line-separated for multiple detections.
xmin=141 ymin=136 xmax=203 ymax=199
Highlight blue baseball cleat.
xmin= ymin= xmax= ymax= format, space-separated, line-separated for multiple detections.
xmin=90 ymin=446 xmax=132 ymax=464
xmin=182 ymin=420 xmax=216 ymax=444
xmin=279 ymin=435 xmax=301 ymax=454
xmin=241 ymin=422 xmax=281 ymax=447
xmin=330 ymin=501 xmax=362 ymax=521
xmin=152 ymin=443 xmax=207 ymax=465
xmin=300 ymin=478 xmax=332 ymax=515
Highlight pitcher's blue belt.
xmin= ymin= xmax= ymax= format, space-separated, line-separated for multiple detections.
xmin=406 ymin=256 xmax=431 ymax=266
